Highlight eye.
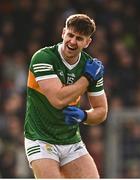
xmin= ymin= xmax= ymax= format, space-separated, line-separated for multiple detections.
xmin=68 ymin=33 xmax=74 ymax=38
xmin=76 ymin=36 xmax=83 ymax=41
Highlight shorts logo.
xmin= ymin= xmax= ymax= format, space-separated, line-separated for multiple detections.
xmin=27 ymin=145 xmax=40 ymax=156
xmin=46 ymin=144 xmax=53 ymax=152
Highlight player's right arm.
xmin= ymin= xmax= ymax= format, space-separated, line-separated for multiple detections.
xmin=38 ymin=76 xmax=89 ymax=109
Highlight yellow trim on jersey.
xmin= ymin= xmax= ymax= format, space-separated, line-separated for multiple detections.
xmin=69 ymin=96 xmax=81 ymax=106
xmin=27 ymin=70 xmax=81 ymax=106
xmin=27 ymin=70 xmax=45 ymax=96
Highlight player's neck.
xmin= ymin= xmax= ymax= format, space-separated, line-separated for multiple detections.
xmin=62 ymin=54 xmax=79 ymax=65
xmin=60 ymin=44 xmax=79 ymax=65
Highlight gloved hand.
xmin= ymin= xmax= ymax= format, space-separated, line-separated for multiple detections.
xmin=83 ymin=58 xmax=104 ymax=83
xmin=63 ymin=106 xmax=87 ymax=125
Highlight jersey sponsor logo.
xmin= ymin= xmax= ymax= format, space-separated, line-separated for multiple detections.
xmin=67 ymin=73 xmax=75 ymax=78
xmin=33 ymin=63 xmax=53 ymax=72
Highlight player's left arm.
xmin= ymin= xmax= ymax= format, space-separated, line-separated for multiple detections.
xmin=84 ymin=92 xmax=108 ymax=125
xmin=63 ymin=92 xmax=108 ymax=126
xmin=63 ymin=82 xmax=108 ymax=126
xmin=63 ymin=59 xmax=108 ymax=125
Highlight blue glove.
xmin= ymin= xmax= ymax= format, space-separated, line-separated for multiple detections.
xmin=63 ymin=106 xmax=87 ymax=125
xmin=83 ymin=58 xmax=104 ymax=82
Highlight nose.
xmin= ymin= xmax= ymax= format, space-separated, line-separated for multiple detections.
xmin=70 ymin=37 xmax=77 ymax=45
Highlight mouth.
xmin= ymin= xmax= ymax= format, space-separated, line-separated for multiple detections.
xmin=67 ymin=45 xmax=77 ymax=51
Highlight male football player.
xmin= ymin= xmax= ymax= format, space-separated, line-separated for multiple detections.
xmin=24 ymin=14 xmax=108 ymax=178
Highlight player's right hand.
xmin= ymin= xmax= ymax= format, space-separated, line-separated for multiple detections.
xmin=83 ymin=58 xmax=104 ymax=83
xmin=63 ymin=106 xmax=87 ymax=125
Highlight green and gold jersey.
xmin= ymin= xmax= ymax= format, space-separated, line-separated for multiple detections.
xmin=24 ymin=43 xmax=104 ymax=144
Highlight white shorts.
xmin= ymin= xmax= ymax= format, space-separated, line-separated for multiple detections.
xmin=24 ymin=138 xmax=88 ymax=167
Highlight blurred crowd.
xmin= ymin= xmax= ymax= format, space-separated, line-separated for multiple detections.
xmin=0 ymin=0 xmax=140 ymax=178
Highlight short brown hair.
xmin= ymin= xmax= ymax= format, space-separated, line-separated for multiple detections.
xmin=65 ymin=14 xmax=96 ymax=37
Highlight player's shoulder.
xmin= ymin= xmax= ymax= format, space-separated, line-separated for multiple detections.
xmin=81 ymin=50 xmax=92 ymax=61
xmin=31 ymin=44 xmax=58 ymax=64
xmin=33 ymin=45 xmax=57 ymax=58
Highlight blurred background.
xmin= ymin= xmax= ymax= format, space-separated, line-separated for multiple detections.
xmin=0 ymin=0 xmax=140 ymax=178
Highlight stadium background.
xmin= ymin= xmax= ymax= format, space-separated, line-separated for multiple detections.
xmin=0 ymin=0 xmax=140 ymax=178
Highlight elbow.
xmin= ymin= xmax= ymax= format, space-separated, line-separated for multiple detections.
xmin=101 ymin=107 xmax=108 ymax=122
xmin=86 ymin=106 xmax=108 ymax=125
xmin=46 ymin=94 xmax=67 ymax=109
xmin=50 ymin=99 xmax=66 ymax=110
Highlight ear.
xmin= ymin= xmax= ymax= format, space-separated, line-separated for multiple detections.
xmin=62 ymin=28 xmax=66 ymax=39
xmin=84 ymin=38 xmax=92 ymax=48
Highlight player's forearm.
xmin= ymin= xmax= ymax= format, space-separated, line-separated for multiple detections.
xmin=56 ymin=76 xmax=89 ymax=109
xmin=84 ymin=107 xmax=108 ymax=125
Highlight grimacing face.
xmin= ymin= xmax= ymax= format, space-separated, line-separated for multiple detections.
xmin=61 ymin=27 xmax=92 ymax=61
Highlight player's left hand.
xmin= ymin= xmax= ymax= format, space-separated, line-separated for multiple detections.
xmin=83 ymin=58 xmax=104 ymax=83
xmin=63 ymin=106 xmax=87 ymax=125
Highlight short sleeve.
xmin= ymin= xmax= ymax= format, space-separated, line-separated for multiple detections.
xmin=87 ymin=77 xmax=104 ymax=96
xmin=30 ymin=49 xmax=58 ymax=81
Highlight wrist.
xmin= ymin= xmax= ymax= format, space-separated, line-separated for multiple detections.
xmin=82 ymin=110 xmax=87 ymax=122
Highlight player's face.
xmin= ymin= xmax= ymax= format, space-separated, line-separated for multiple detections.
xmin=61 ymin=27 xmax=92 ymax=61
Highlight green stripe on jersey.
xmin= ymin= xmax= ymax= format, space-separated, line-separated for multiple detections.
xmin=27 ymin=145 xmax=40 ymax=151
xmin=28 ymin=150 xmax=41 ymax=156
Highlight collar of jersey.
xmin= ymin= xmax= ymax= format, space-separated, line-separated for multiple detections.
xmin=58 ymin=44 xmax=81 ymax=70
